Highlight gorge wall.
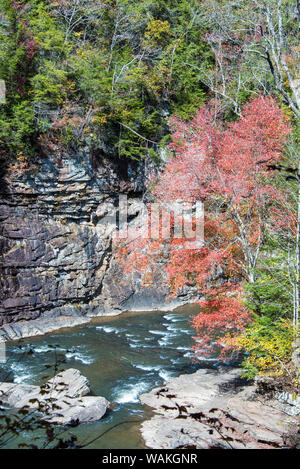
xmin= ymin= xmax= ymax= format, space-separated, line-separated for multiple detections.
xmin=0 ymin=151 xmax=192 ymax=341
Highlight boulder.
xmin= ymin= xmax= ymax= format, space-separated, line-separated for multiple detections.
xmin=0 ymin=368 xmax=110 ymax=425
xmin=46 ymin=368 xmax=90 ymax=399
xmin=45 ymin=396 xmax=110 ymax=425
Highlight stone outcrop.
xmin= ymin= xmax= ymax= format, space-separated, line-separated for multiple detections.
xmin=140 ymin=368 xmax=300 ymax=449
xmin=45 ymin=396 xmax=110 ymax=426
xmin=0 ymin=382 xmax=39 ymax=408
xmin=46 ymin=368 xmax=91 ymax=399
xmin=0 ymin=151 xmax=194 ymax=340
xmin=0 ymin=368 xmax=110 ymax=425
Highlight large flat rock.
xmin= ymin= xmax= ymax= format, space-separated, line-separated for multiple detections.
xmin=0 ymin=368 xmax=110 ymax=426
xmin=0 ymin=315 xmax=90 ymax=341
xmin=45 ymin=396 xmax=110 ymax=425
xmin=140 ymin=368 xmax=241 ymax=415
xmin=140 ymin=368 xmax=300 ymax=449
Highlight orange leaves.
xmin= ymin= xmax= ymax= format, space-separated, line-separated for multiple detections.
xmin=115 ymin=96 xmax=292 ymax=360
xmin=192 ymin=286 xmax=251 ymax=360
xmin=8 ymin=152 xmax=31 ymax=176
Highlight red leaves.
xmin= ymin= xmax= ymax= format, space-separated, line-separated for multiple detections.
xmin=191 ymin=283 xmax=252 ymax=360
xmin=153 ymin=97 xmax=291 ymax=222
xmin=19 ymin=38 xmax=39 ymax=59
xmin=116 ymin=96 xmax=291 ymax=360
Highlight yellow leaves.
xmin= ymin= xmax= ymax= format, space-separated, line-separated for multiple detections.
xmin=145 ymin=20 xmax=171 ymax=42
xmin=228 ymin=319 xmax=297 ymax=378
xmin=75 ymin=49 xmax=92 ymax=59
xmin=66 ymin=80 xmax=75 ymax=88
xmin=143 ymin=20 xmax=171 ymax=50
xmin=125 ymin=64 xmax=148 ymax=83
xmin=118 ymin=108 xmax=133 ymax=120
xmin=64 ymin=80 xmax=76 ymax=95
xmin=92 ymin=115 xmax=108 ymax=126
xmin=8 ymin=151 xmax=30 ymax=176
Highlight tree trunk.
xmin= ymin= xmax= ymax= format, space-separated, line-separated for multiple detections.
xmin=294 ymin=177 xmax=300 ymax=332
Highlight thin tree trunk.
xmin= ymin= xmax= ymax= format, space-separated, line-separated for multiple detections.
xmin=294 ymin=176 xmax=300 ymax=332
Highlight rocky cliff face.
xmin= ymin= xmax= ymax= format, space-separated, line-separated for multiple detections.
xmin=0 ymin=151 xmax=191 ymax=340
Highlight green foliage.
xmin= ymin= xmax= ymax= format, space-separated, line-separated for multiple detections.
xmin=31 ymin=62 xmax=68 ymax=105
xmin=0 ymin=0 xmax=69 ymax=157
xmin=245 ymin=250 xmax=292 ymax=320
xmin=0 ymin=0 xmax=213 ymax=161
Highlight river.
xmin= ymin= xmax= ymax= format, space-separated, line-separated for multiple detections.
xmin=0 ymin=305 xmax=219 ymax=449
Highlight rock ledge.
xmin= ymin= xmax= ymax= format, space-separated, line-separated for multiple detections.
xmin=140 ymin=368 xmax=300 ymax=449
xmin=0 ymin=368 xmax=110 ymax=426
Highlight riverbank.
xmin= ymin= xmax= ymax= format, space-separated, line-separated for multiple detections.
xmin=0 ymin=307 xmax=202 ymax=449
xmin=1 ymin=306 xmax=299 ymax=449
xmin=0 ymin=300 xmax=197 ymax=342
xmin=140 ymin=367 xmax=300 ymax=449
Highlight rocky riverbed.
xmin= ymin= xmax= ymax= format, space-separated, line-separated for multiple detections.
xmin=0 ymin=307 xmax=202 ymax=449
xmin=140 ymin=368 xmax=300 ymax=449
xmin=1 ymin=309 xmax=299 ymax=449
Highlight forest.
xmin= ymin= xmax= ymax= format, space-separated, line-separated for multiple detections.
xmin=0 ymin=0 xmax=300 ymax=449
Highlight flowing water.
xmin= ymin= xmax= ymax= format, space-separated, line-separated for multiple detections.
xmin=0 ymin=305 xmax=219 ymax=449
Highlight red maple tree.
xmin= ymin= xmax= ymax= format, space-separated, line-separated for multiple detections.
xmin=117 ymin=96 xmax=291 ymax=359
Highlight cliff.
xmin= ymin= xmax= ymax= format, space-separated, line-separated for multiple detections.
xmin=0 ymin=151 xmax=191 ymax=340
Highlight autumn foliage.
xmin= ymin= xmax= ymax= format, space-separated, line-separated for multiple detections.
xmin=117 ymin=96 xmax=292 ymax=360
